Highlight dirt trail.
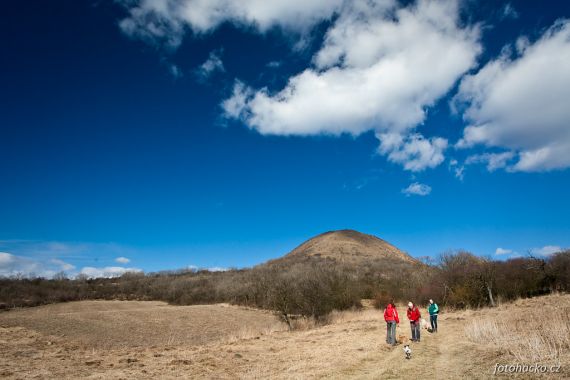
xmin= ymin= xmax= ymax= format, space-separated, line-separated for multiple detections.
xmin=321 ymin=313 xmax=481 ymax=379
xmin=343 ymin=315 xmax=489 ymax=379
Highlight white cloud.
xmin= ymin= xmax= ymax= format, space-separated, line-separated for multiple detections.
xmin=266 ymin=61 xmax=282 ymax=68
xmin=223 ymin=0 xmax=479 ymax=171
xmin=186 ymin=264 xmax=228 ymax=272
xmin=500 ymin=3 xmax=518 ymax=20
xmin=454 ymin=20 xmax=570 ymax=172
xmin=377 ymin=133 xmax=448 ymax=172
xmin=0 ymin=241 xmax=138 ymax=278
xmin=449 ymin=159 xmax=465 ymax=180
xmin=169 ymin=64 xmax=182 ymax=78
xmin=0 ymin=252 xmax=52 ymax=278
xmin=402 ymin=182 xmax=432 ymax=197
xmin=495 ymin=247 xmax=512 ymax=255
xmin=195 ymin=49 xmax=225 ymax=81
xmin=0 ymin=240 xmax=132 ymax=260
xmin=222 ymin=80 xmax=253 ymax=119
xmin=118 ymin=0 xmax=344 ymax=48
xmin=533 ymin=245 xmax=563 ymax=257
xmin=465 ymin=152 xmax=515 ymax=172
xmin=0 ymin=252 xmax=15 ymax=266
xmin=206 ymin=266 xmax=228 ymax=272
xmin=119 ymin=1 xmax=482 ymax=173
xmin=79 ymin=266 xmax=143 ymax=279
xmin=115 ymin=256 xmax=131 ymax=264
xmin=50 ymin=258 xmax=76 ymax=271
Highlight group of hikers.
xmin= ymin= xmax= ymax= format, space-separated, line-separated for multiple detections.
xmin=383 ymin=299 xmax=439 ymax=346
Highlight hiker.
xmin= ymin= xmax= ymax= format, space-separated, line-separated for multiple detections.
xmin=407 ymin=302 xmax=421 ymax=342
xmin=428 ymin=299 xmax=439 ymax=332
xmin=384 ymin=300 xmax=399 ymax=346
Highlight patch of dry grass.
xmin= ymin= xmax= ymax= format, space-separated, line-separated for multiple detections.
xmin=465 ymin=298 xmax=570 ymax=363
xmin=328 ymin=308 xmax=379 ymax=325
xmin=224 ymin=322 xmax=287 ymax=344
xmin=284 ymin=307 xmax=379 ymax=330
xmin=0 ymin=300 xmax=286 ymax=349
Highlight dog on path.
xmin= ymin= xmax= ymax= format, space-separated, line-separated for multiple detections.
xmin=403 ymin=344 xmax=412 ymax=359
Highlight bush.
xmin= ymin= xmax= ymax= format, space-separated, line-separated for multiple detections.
xmin=372 ymin=291 xmax=392 ymax=310
xmin=262 ymin=263 xmax=361 ymax=320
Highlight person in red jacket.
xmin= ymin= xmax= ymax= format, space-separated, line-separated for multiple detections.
xmin=384 ymin=300 xmax=399 ymax=346
xmin=407 ymin=301 xmax=421 ymax=342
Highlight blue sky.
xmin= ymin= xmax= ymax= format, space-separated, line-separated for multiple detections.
xmin=1 ymin=0 xmax=569 ymax=277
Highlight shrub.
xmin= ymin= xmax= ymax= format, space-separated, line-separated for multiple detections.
xmin=372 ymin=291 xmax=391 ymax=310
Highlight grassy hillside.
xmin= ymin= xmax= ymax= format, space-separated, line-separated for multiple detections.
xmin=267 ymin=229 xmax=419 ymax=266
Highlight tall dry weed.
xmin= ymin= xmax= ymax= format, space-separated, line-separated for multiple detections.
xmin=465 ymin=307 xmax=570 ymax=362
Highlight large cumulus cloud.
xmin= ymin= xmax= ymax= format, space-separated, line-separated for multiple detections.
xmin=222 ymin=0 xmax=480 ymax=171
xmin=455 ymin=20 xmax=570 ymax=172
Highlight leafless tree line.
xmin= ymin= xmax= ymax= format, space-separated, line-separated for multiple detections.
xmin=1 ymin=250 xmax=569 ymax=318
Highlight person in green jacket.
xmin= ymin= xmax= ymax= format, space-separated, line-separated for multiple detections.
xmin=428 ymin=299 xmax=439 ymax=332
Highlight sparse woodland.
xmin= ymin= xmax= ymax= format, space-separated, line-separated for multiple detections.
xmin=1 ymin=250 xmax=569 ymax=323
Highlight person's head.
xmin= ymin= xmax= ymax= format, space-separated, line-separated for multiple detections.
xmin=429 ymin=299 xmax=434 ymax=304
xmin=408 ymin=302 xmax=413 ymax=309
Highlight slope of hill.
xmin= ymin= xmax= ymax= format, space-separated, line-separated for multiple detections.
xmin=266 ymin=229 xmax=419 ymax=266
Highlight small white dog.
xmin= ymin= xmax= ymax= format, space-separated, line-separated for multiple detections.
xmin=403 ymin=344 xmax=412 ymax=360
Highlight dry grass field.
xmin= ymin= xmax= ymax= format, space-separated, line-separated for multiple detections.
xmin=0 ymin=301 xmax=285 ymax=349
xmin=1 ymin=294 xmax=568 ymax=379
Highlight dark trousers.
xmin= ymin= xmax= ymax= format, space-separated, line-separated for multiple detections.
xmin=430 ymin=314 xmax=438 ymax=331
xmin=386 ymin=322 xmax=397 ymax=345
xmin=410 ymin=321 xmax=420 ymax=341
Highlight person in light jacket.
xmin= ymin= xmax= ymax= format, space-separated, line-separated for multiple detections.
xmin=384 ymin=300 xmax=399 ymax=346
xmin=406 ymin=301 xmax=421 ymax=342
xmin=428 ymin=299 xmax=439 ymax=332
